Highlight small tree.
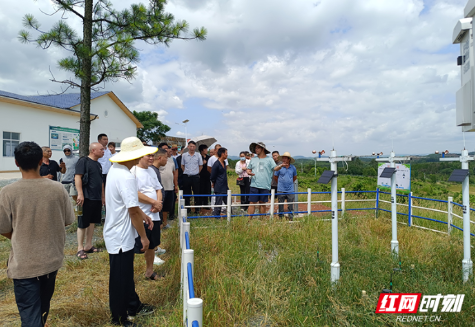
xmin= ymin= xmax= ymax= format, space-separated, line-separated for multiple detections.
xmin=19 ymin=0 xmax=206 ymax=156
xmin=133 ymin=110 xmax=170 ymax=144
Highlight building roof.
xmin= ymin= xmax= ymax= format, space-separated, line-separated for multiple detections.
xmin=0 ymin=90 xmax=109 ymax=111
xmin=0 ymin=90 xmax=143 ymax=128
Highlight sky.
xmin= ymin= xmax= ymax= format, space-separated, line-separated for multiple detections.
xmin=0 ymin=0 xmax=472 ymax=156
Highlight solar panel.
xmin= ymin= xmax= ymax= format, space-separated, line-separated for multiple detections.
xmin=380 ymin=167 xmax=396 ymax=178
xmin=448 ymin=169 xmax=469 ymax=182
xmin=318 ymin=170 xmax=335 ymax=184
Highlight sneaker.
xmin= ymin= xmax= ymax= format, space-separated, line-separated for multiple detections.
xmin=153 ymin=256 xmax=165 ymax=266
xmin=162 ymin=223 xmax=171 ymax=229
xmin=155 ymin=246 xmax=166 ymax=255
xmin=128 ymin=304 xmax=155 ymax=321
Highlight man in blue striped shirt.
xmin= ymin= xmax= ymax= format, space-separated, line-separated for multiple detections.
xmin=181 ymin=141 xmax=203 ymax=214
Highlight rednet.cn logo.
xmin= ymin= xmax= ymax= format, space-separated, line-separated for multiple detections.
xmin=375 ymin=293 xmax=465 ymax=323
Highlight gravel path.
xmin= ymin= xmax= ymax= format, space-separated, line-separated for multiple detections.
xmin=0 ymin=179 xmax=20 ymax=189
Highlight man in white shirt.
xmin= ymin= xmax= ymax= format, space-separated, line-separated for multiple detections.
xmin=131 ymin=153 xmax=164 ymax=280
xmin=207 ymin=144 xmax=229 ymax=173
xmin=104 ymin=137 xmax=157 ymax=326
xmin=97 ymin=133 xmax=112 ymax=186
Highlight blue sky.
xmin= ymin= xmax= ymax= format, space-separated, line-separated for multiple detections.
xmin=0 ymin=0 xmax=472 ymax=156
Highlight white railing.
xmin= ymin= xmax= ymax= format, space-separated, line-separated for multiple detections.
xmin=179 ymin=192 xmax=203 ymax=327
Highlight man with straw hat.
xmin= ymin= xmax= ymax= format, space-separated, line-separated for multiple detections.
xmin=246 ymin=142 xmax=276 ymax=217
xmin=104 ymin=136 xmax=157 ymax=326
xmin=274 ymin=152 xmax=298 ymax=220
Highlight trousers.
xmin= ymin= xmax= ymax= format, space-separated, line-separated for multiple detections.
xmin=13 ymin=270 xmax=58 ymax=327
xmin=183 ymin=175 xmax=200 ymax=213
xmin=109 ymin=249 xmax=142 ymax=325
xmin=278 ymin=192 xmax=294 ymax=219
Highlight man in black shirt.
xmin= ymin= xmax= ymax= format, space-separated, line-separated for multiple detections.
xmin=40 ymin=146 xmax=65 ymax=181
xmin=75 ymin=142 xmax=105 ymax=260
xmin=198 ymin=144 xmax=211 ymax=212
xmin=210 ymin=147 xmax=229 ymax=217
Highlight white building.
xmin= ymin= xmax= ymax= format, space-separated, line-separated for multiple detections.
xmin=0 ymin=90 xmax=142 ymax=172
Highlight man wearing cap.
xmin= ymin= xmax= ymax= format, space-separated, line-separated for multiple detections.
xmin=171 ymin=144 xmax=180 ymax=159
xmin=274 ymin=152 xmax=298 ymax=220
xmin=104 ymin=137 xmax=157 ymax=326
xmin=246 ymin=142 xmax=277 ymax=216
xmin=60 ymin=144 xmax=79 ymax=201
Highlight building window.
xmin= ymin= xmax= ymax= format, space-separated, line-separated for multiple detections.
xmin=3 ymin=132 xmax=20 ymax=157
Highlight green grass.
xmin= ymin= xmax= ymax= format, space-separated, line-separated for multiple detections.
xmin=2 ymin=213 xmax=473 ymax=326
xmin=1 ymin=174 xmax=474 ymax=326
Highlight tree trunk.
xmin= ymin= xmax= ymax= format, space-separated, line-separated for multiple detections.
xmin=79 ymin=0 xmax=93 ymax=157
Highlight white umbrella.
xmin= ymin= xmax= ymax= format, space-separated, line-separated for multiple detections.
xmin=182 ymin=135 xmax=217 ymax=153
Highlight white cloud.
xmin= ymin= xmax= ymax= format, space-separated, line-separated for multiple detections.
xmin=0 ymin=0 xmax=471 ymax=156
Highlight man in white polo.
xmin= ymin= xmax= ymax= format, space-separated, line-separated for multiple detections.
xmin=104 ymin=136 xmax=157 ymax=326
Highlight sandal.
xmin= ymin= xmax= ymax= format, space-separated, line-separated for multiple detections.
xmin=145 ymin=272 xmax=165 ymax=281
xmin=84 ymin=246 xmax=103 ymax=253
xmin=76 ymin=250 xmax=88 ymax=260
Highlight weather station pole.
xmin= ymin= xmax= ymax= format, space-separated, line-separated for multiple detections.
xmin=376 ymin=151 xmax=411 ymax=257
xmin=440 ymin=149 xmax=473 ymax=283
xmin=316 ymin=149 xmax=352 ymax=284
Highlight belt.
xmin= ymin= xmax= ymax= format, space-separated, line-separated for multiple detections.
xmin=184 ymin=174 xmax=200 ymax=177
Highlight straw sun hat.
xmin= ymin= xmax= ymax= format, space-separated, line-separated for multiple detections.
xmin=249 ymin=142 xmax=270 ymax=154
xmin=278 ymin=152 xmax=295 ymax=164
xmin=109 ymin=137 xmax=157 ymax=163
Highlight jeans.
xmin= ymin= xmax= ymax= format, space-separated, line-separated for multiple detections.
xmin=109 ymin=249 xmax=142 ymax=325
xmin=13 ymin=270 xmax=58 ymax=327
xmin=212 ymin=193 xmax=228 ymax=217
xmin=278 ymin=192 xmax=294 ymax=219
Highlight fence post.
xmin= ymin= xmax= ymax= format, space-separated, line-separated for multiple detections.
xmin=227 ymin=190 xmax=232 ymax=223
xmin=448 ymin=196 xmax=453 ymax=235
xmin=179 ymin=190 xmax=184 ymax=207
xmin=180 ymin=209 xmax=187 ymax=249
xmin=270 ymin=189 xmax=275 ymax=220
xmin=307 ymin=188 xmax=311 ymax=216
xmin=182 ymin=249 xmax=194 ymax=326
xmin=375 ymin=188 xmax=379 ymax=219
xmin=341 ymin=188 xmax=345 ymax=216
xmin=408 ymin=192 xmax=412 ymax=227
xmin=187 ymin=298 xmax=203 ymax=327
xmin=183 ymin=222 xmax=190 ymax=250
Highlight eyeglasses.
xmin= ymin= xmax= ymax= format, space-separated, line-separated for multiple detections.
xmin=64 ymin=150 xmax=71 ymax=152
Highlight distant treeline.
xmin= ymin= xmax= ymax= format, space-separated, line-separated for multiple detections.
xmin=228 ymin=154 xmax=472 ymax=183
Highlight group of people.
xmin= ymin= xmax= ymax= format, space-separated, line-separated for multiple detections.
xmin=0 ymin=135 xmax=298 ymax=326
xmin=180 ymin=141 xmax=298 ymax=220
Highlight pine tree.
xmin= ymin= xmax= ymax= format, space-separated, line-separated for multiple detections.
xmin=19 ymin=0 xmax=206 ymax=155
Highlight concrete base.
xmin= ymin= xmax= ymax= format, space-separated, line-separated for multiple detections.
xmin=331 ymin=262 xmax=340 ymax=284
xmin=391 ymin=240 xmax=399 ymax=257
xmin=462 ymin=259 xmax=473 ymax=283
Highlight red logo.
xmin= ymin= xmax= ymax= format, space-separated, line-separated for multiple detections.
xmin=376 ymin=293 xmax=422 ymax=314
